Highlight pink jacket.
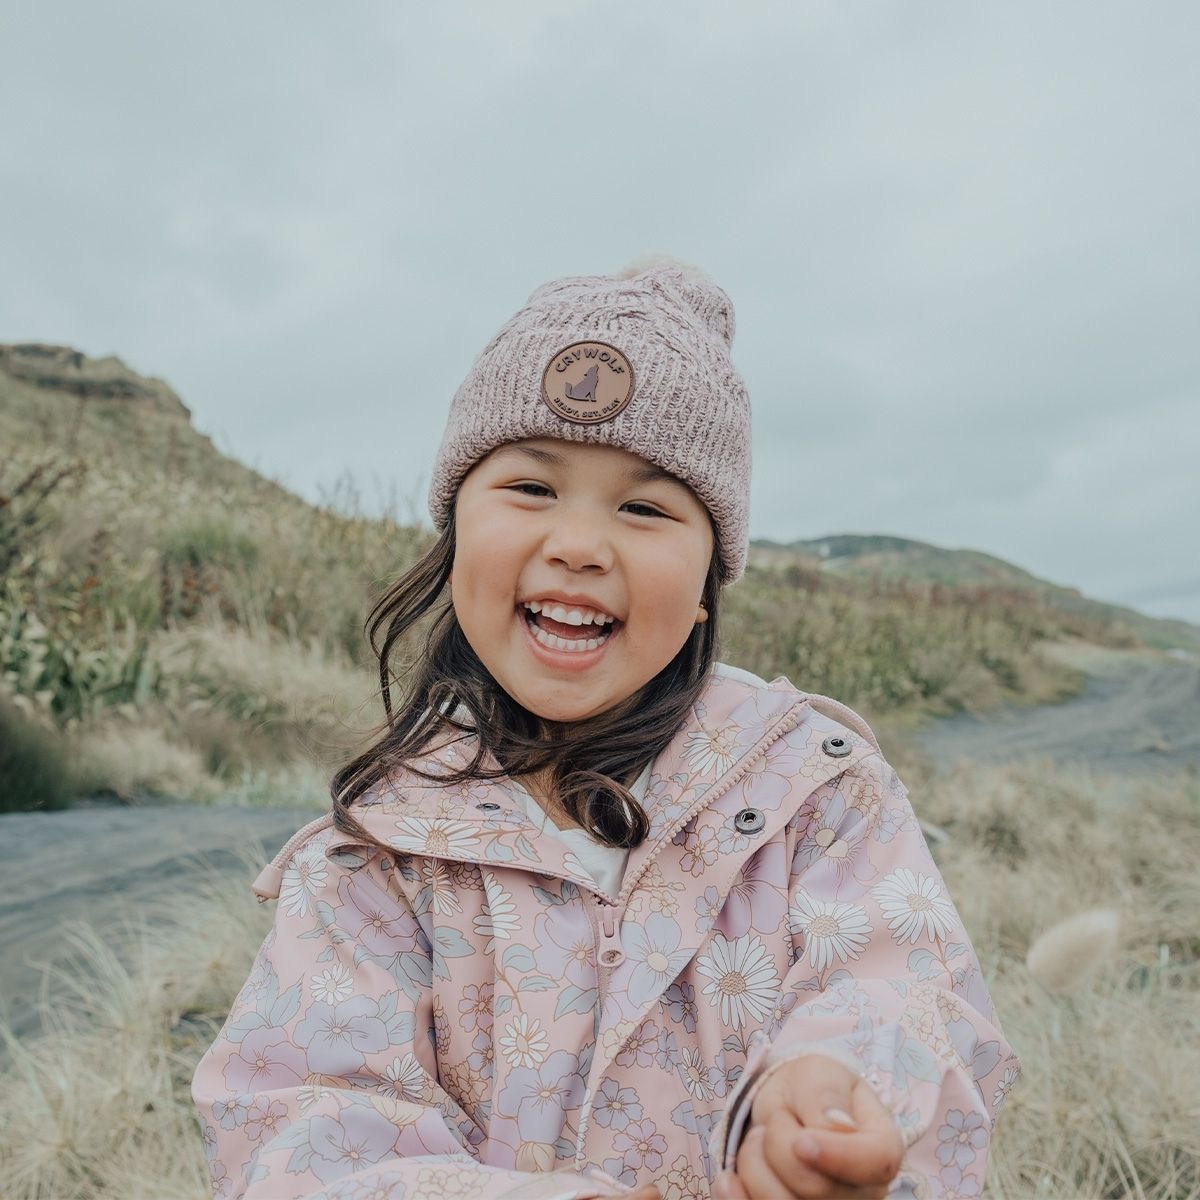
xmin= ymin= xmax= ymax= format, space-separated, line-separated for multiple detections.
xmin=192 ymin=663 xmax=1020 ymax=1198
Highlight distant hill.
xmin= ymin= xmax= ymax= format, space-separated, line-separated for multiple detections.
xmin=750 ymin=534 xmax=1200 ymax=655
xmin=0 ymin=342 xmax=303 ymax=507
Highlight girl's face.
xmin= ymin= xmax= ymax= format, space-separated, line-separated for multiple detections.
xmin=451 ymin=437 xmax=714 ymax=725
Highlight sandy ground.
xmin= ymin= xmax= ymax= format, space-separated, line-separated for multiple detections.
xmin=3 ymin=637 xmax=1197 ymax=1041
xmin=913 ymin=639 xmax=1200 ymax=778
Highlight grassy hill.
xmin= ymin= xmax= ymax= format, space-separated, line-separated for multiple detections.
xmin=3 ymin=341 xmax=1189 ymax=812
xmin=751 ymin=533 xmax=1200 ymax=655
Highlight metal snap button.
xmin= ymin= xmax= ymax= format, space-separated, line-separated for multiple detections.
xmin=476 ymin=801 xmax=502 ymax=812
xmin=821 ymin=735 xmax=852 ymax=758
xmin=733 ymin=807 xmax=766 ymax=835
xmin=600 ymin=948 xmax=625 ymax=966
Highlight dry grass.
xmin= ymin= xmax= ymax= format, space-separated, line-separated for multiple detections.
xmin=919 ymin=758 xmax=1200 ymax=1198
xmin=1 ymin=759 xmax=1196 ymax=1199
xmin=0 ymin=854 xmax=273 ymax=1199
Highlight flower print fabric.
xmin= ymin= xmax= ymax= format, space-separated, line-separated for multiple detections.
xmin=193 ymin=661 xmax=1021 ymax=1198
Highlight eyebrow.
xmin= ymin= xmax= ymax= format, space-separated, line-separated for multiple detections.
xmin=494 ymin=444 xmax=680 ymax=487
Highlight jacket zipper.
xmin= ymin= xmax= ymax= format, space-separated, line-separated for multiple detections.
xmin=582 ymin=892 xmax=622 ymax=1010
xmin=573 ymin=696 xmax=808 ymax=1171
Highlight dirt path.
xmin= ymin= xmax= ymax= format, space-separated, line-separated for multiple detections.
xmin=0 ymin=803 xmax=317 ymax=1039
xmin=913 ymin=639 xmax=1200 ymax=777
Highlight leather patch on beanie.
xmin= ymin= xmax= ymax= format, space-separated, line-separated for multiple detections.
xmin=541 ymin=341 xmax=636 ymax=424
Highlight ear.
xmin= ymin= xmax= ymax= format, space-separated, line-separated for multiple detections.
xmin=696 ymin=602 xmax=708 ymax=624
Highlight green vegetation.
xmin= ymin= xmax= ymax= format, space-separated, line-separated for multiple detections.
xmin=0 ymin=344 xmax=1155 ymax=812
xmin=0 ymin=690 xmax=81 ymax=812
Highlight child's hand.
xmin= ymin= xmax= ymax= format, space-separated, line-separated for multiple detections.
xmin=712 ymin=1054 xmax=904 ymax=1200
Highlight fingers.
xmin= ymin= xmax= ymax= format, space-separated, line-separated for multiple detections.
xmin=785 ymin=1058 xmax=862 ymax=1134
xmin=626 ymin=1189 xmax=664 ymax=1200
xmin=751 ymin=1110 xmax=892 ymax=1199
xmin=790 ymin=1123 xmax=905 ymax=1191
xmin=774 ymin=1067 xmax=904 ymax=1190
xmin=735 ymin=1122 xmax=804 ymax=1199
xmin=752 ymin=1053 xmax=867 ymax=1138
xmin=737 ymin=1056 xmax=906 ymax=1196
xmin=711 ymin=1169 xmax=750 ymax=1199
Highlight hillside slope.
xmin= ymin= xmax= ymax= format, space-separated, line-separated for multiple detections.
xmin=1 ymin=342 xmax=304 ymax=507
xmin=751 ymin=533 xmax=1200 ymax=655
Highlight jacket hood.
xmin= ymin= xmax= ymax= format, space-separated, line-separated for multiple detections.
xmin=255 ymin=663 xmax=884 ymax=907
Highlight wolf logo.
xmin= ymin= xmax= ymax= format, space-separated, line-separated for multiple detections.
xmin=563 ymin=364 xmax=599 ymax=402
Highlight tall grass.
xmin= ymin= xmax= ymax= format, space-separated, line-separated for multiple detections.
xmin=920 ymin=759 xmax=1200 ymax=1198
xmin=1 ymin=425 xmax=1136 ymax=812
xmin=0 ymin=758 xmax=1195 ymax=1199
xmin=0 ymin=854 xmax=274 ymax=1200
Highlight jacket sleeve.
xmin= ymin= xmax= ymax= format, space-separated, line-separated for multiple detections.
xmin=708 ymin=751 xmax=1021 ymax=1198
xmin=191 ymin=831 xmax=630 ymax=1199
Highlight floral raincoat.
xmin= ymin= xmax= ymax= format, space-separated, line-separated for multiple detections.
xmin=192 ymin=662 xmax=1020 ymax=1199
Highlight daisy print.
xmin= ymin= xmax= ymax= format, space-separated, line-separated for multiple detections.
xmin=696 ymin=933 xmax=781 ymax=1029
xmin=420 ymin=860 xmax=462 ymax=916
xmin=279 ymin=841 xmax=328 ymax=918
xmin=683 ymin=722 xmax=740 ymax=776
xmin=788 ymin=890 xmax=872 ymax=971
xmin=993 ymin=1063 xmax=1020 ymax=1114
xmin=678 ymin=1046 xmax=718 ymax=1101
xmin=473 ymin=870 xmax=520 ymax=948
xmin=382 ymin=1052 xmax=427 ymax=1103
xmin=872 ymin=867 xmax=959 ymax=945
xmin=309 ymin=964 xmax=353 ymax=1003
xmin=498 ymin=1012 xmax=550 ymax=1069
xmin=392 ymin=816 xmax=480 ymax=858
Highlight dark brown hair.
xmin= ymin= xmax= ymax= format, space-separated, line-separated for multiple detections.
xmin=330 ymin=504 xmax=725 ymax=852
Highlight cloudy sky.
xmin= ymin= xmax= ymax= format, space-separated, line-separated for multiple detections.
xmin=3 ymin=2 xmax=1197 ymax=623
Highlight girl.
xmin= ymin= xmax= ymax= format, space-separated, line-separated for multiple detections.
xmin=193 ymin=258 xmax=1020 ymax=1200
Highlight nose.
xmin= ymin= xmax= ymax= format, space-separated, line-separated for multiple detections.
xmin=541 ymin=506 xmax=613 ymax=573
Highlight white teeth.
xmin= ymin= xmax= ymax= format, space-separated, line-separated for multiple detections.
xmin=522 ymin=600 xmax=615 ymax=626
xmin=523 ymin=614 xmax=614 ymax=652
xmin=527 ymin=620 xmax=610 ymax=653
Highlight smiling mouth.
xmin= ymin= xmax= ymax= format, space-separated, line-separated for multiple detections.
xmin=519 ymin=605 xmax=621 ymax=653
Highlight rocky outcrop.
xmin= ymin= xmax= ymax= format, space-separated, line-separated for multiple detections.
xmin=0 ymin=343 xmax=192 ymax=421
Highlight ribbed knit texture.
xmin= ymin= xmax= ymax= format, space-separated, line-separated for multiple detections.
xmin=426 ymin=259 xmax=752 ymax=584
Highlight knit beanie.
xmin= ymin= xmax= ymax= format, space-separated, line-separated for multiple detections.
xmin=427 ymin=255 xmax=752 ymax=585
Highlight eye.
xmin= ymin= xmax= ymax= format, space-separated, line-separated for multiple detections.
xmin=508 ymin=482 xmax=667 ymax=516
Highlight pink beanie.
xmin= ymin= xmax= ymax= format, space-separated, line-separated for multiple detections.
xmin=427 ymin=256 xmax=752 ymax=585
